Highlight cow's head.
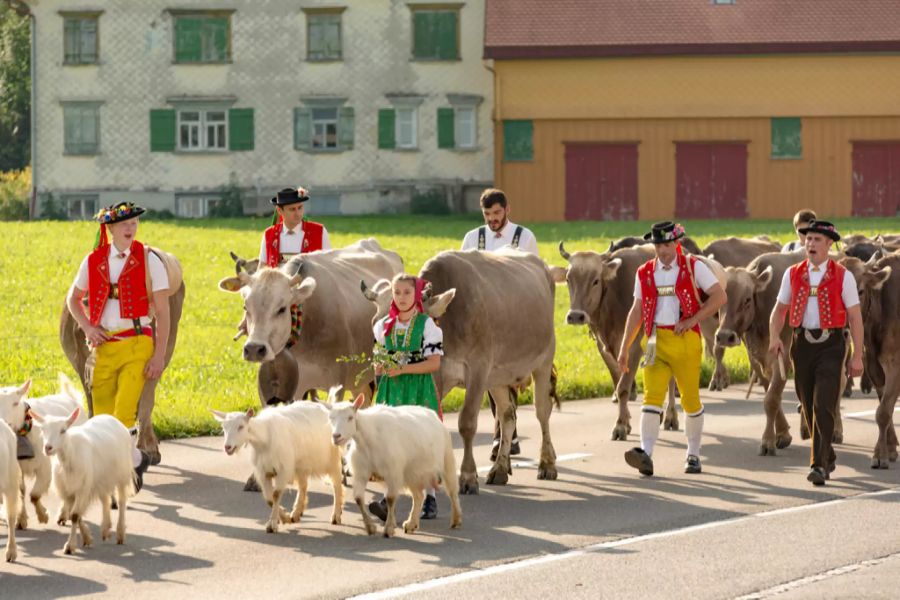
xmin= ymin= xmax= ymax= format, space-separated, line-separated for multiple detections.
xmin=230 ymin=251 xmax=261 ymax=276
xmin=219 ymin=262 xmax=317 ymax=362
xmin=360 ymin=278 xmax=456 ymax=325
xmin=715 ymin=265 xmax=774 ymax=348
xmin=553 ymin=241 xmax=623 ymax=326
xmin=840 ymin=254 xmax=892 ymax=318
xmin=328 ymin=392 xmax=366 ymax=446
xmin=0 ymin=379 xmax=31 ymax=430
xmin=210 ymin=408 xmax=255 ymax=455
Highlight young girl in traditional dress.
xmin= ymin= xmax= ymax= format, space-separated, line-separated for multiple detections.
xmin=368 ymin=273 xmax=444 ymax=520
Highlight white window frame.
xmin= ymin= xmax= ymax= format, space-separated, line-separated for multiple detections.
xmin=396 ymin=106 xmax=418 ymax=149
xmin=176 ymin=195 xmax=220 ymax=218
xmin=311 ymin=107 xmax=339 ymax=149
xmin=454 ymin=106 xmax=476 ymax=149
xmin=64 ymin=195 xmax=99 ymax=220
xmin=177 ymin=108 xmax=228 ymax=152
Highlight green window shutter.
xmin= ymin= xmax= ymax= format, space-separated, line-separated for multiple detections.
xmin=209 ymin=17 xmax=230 ymax=61
xmin=436 ymin=12 xmax=458 ymax=60
xmin=412 ymin=11 xmax=436 ymax=59
xmin=175 ymin=17 xmax=202 ymax=62
xmin=338 ymin=106 xmax=355 ymax=150
xmin=771 ymin=117 xmax=802 ymax=159
xmin=149 ymin=109 xmax=176 ymax=152
xmin=437 ymin=107 xmax=455 ymax=149
xmin=503 ymin=120 xmax=533 ymax=161
xmin=229 ymin=108 xmax=254 ymax=151
xmin=294 ymin=107 xmax=312 ymax=150
xmin=378 ymin=109 xmax=396 ymax=149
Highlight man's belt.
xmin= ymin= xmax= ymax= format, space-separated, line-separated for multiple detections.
xmin=795 ymin=327 xmax=841 ymax=344
xmin=107 ymin=326 xmax=153 ymax=342
xmin=109 ymin=284 xmax=120 ymax=299
xmin=656 ymin=286 xmax=676 ymax=297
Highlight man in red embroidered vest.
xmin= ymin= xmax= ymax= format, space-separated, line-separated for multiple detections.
xmin=258 ymin=186 xmax=331 ymax=267
xmin=768 ymin=220 xmax=864 ymax=486
xmin=66 ymin=202 xmax=170 ymax=491
xmin=617 ymin=222 xmax=726 ymax=477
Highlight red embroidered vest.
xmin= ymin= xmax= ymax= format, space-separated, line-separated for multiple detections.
xmin=788 ymin=259 xmax=847 ymax=329
xmin=87 ymin=241 xmax=150 ymax=327
xmin=637 ymin=253 xmax=702 ymax=337
xmin=263 ymin=220 xmax=325 ymax=268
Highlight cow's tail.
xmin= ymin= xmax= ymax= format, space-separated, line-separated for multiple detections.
xmin=550 ymin=364 xmax=561 ymax=411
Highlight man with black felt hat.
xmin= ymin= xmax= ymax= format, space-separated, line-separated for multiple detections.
xmin=64 ymin=201 xmax=170 ymax=491
xmin=768 ymin=220 xmax=864 ymax=486
xmin=259 ymin=186 xmax=331 ymax=266
xmin=617 ymin=221 xmax=727 ymax=477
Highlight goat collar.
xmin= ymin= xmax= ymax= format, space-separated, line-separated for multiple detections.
xmin=17 ymin=401 xmax=32 ymax=436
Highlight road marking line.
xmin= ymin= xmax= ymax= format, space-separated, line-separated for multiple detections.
xmin=735 ymin=551 xmax=900 ymax=599
xmin=476 ymin=452 xmax=592 ymax=474
xmin=349 ymin=487 xmax=900 ymax=600
xmin=845 ymin=406 xmax=900 ymax=419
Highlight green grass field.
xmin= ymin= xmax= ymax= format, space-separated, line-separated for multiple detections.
xmin=0 ymin=215 xmax=894 ymax=439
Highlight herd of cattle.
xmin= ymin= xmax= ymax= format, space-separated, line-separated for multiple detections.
xmin=49 ymin=232 xmax=899 ymax=507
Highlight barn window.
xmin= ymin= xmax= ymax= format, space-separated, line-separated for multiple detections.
xmin=771 ymin=118 xmax=802 ymax=159
xmin=503 ymin=120 xmax=533 ymax=161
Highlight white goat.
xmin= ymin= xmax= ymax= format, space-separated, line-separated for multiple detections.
xmin=31 ymin=407 xmax=133 ymax=555
xmin=0 ymin=374 xmax=86 ymax=529
xmin=0 ymin=420 xmax=19 ymax=562
xmin=212 ymin=401 xmax=344 ymax=533
xmin=328 ymin=391 xmax=462 ymax=538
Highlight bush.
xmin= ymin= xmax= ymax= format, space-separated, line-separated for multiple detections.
xmin=210 ymin=173 xmax=244 ymax=218
xmin=146 ymin=209 xmax=177 ymax=221
xmin=0 ymin=167 xmax=30 ymax=221
xmin=40 ymin=192 xmax=68 ymax=220
xmin=411 ymin=188 xmax=451 ymax=215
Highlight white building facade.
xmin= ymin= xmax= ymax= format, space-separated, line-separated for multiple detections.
xmin=26 ymin=0 xmax=493 ymax=218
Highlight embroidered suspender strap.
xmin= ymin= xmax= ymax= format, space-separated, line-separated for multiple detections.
xmin=512 ymin=226 xmax=523 ymax=248
xmin=477 ymin=227 xmax=486 ymax=250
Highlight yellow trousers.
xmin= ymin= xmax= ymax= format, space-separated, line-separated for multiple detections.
xmin=91 ymin=335 xmax=154 ymax=429
xmin=641 ymin=329 xmax=704 ymax=415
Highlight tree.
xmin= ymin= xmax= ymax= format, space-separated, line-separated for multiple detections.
xmin=0 ymin=2 xmax=30 ymax=171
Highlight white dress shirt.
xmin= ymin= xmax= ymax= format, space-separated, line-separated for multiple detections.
xmin=633 ymin=258 xmax=718 ymax=326
xmin=776 ymin=259 xmax=859 ymax=329
xmin=258 ymin=223 xmax=332 ymax=264
xmin=461 ymin=221 xmax=539 ymax=256
xmin=74 ymin=245 xmax=169 ymax=332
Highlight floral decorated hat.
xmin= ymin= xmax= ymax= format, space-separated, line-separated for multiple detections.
xmin=643 ymin=221 xmax=685 ymax=244
xmin=95 ymin=201 xmax=145 ymax=224
xmin=797 ymin=220 xmax=840 ymax=242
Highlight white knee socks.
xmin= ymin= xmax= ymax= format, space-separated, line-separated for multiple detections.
xmin=640 ymin=410 xmax=661 ymax=457
xmin=686 ymin=411 xmax=704 ymax=457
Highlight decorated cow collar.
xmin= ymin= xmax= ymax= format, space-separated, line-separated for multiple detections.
xmin=17 ymin=401 xmax=32 ymax=437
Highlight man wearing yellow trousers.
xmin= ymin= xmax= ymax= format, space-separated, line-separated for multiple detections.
xmin=66 ymin=202 xmax=170 ymax=491
xmin=617 ymin=222 xmax=726 ymax=476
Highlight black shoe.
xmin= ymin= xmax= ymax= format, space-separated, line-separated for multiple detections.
xmin=684 ymin=455 xmax=702 ymax=474
xmin=510 ymin=439 xmax=521 ymax=456
xmin=16 ymin=434 xmax=35 ymax=460
xmin=368 ymin=498 xmax=388 ymax=522
xmin=624 ymin=447 xmax=654 ymax=476
xmin=489 ymin=440 xmax=500 ymax=462
xmin=807 ymin=467 xmax=827 ymax=486
xmin=421 ymin=495 xmax=437 ymax=520
xmin=134 ymin=451 xmax=151 ymax=493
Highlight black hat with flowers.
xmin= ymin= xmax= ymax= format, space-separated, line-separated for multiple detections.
xmin=797 ymin=220 xmax=841 ymax=242
xmin=270 ymin=187 xmax=310 ymax=206
xmin=643 ymin=221 xmax=686 ymax=244
xmin=93 ymin=202 xmax=145 ymax=249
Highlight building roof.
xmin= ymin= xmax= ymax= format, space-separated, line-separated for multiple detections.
xmin=484 ymin=0 xmax=900 ymax=59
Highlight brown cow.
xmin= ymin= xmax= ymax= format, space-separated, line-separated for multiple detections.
xmin=220 ymin=239 xmax=403 ymax=405
xmin=363 ymin=248 xmax=558 ymax=494
xmin=841 ymin=254 xmax=895 ymax=468
xmin=59 ymin=249 xmax=185 ymax=465
xmin=701 ymin=236 xmax=782 ymax=391
xmin=609 ymin=236 xmax=703 ymax=256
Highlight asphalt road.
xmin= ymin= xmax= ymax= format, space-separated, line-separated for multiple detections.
xmin=2 ymin=382 xmax=898 ymax=599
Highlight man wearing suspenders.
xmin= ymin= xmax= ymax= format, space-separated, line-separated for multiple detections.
xmin=461 ymin=188 xmax=539 ymax=460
